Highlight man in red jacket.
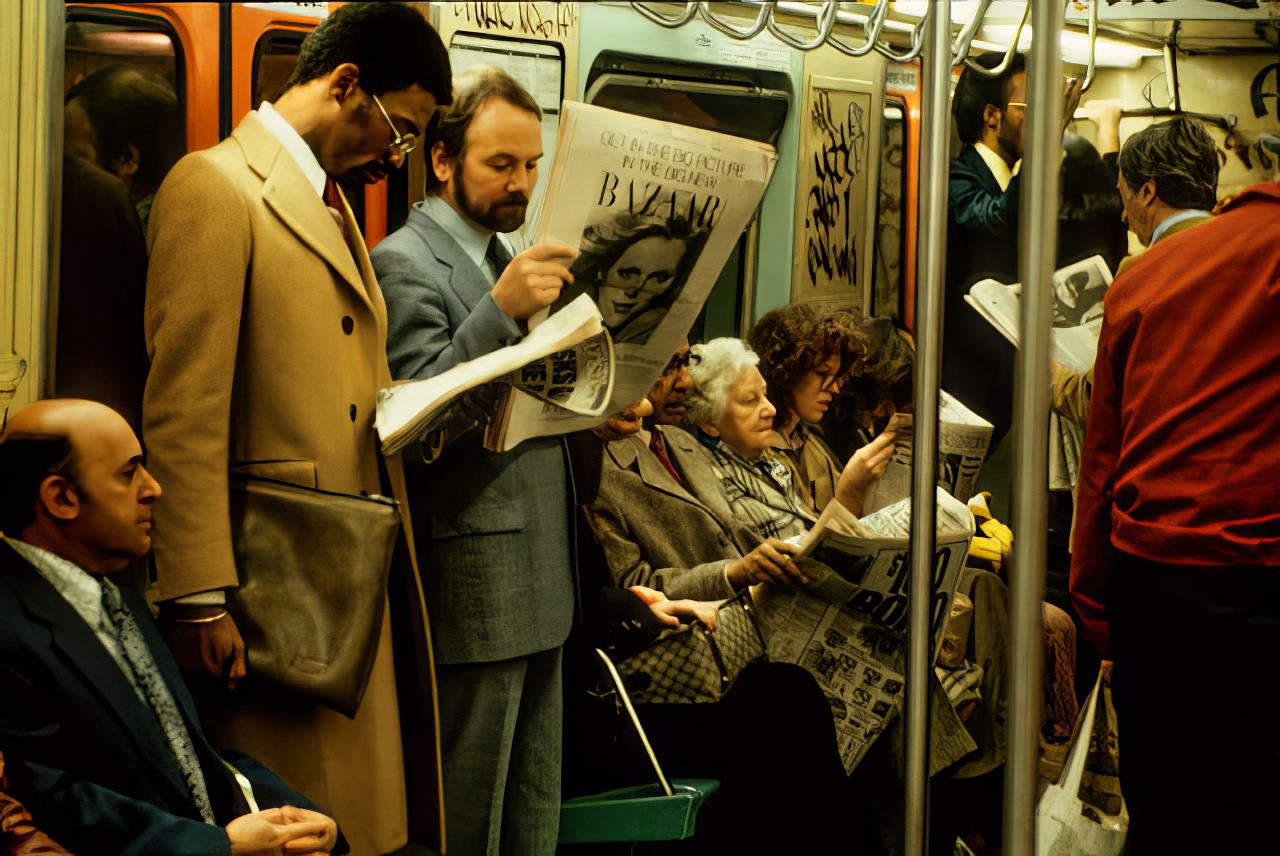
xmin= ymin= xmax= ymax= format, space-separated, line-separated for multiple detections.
xmin=1070 ymin=182 xmax=1280 ymax=853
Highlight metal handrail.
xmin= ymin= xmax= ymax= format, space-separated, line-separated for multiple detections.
xmin=828 ymin=0 xmax=888 ymax=58
xmin=766 ymin=0 xmax=838 ymax=52
xmin=904 ymin=6 xmax=952 ymax=854
xmin=963 ymin=0 xmax=1030 ymax=76
xmin=874 ymin=13 xmax=927 ymax=63
xmin=1081 ymin=0 xmax=1099 ymax=92
xmin=1004 ymin=0 xmax=1063 ymax=853
xmin=952 ymin=0 xmax=994 ymax=66
xmin=629 ymin=1 xmax=699 ymax=28
xmin=698 ymin=0 xmax=774 ymax=40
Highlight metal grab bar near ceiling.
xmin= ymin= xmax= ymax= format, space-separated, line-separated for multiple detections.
xmin=963 ymin=0 xmax=1030 ymax=76
xmin=1081 ymin=0 xmax=1099 ymax=92
xmin=828 ymin=0 xmax=887 ymax=58
xmin=630 ymin=1 xmax=699 ymax=28
xmin=765 ymin=0 xmax=838 ymax=51
xmin=874 ymin=13 xmax=927 ymax=63
xmin=697 ymin=0 xmax=773 ymax=40
xmin=952 ymin=0 xmax=993 ymax=66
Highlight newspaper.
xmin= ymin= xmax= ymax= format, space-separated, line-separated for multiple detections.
xmin=963 ymin=254 xmax=1114 ymax=373
xmin=861 ymin=390 xmax=993 ymax=515
xmin=754 ymin=489 xmax=977 ymax=772
xmin=375 ymin=294 xmax=613 ymax=455
xmin=487 ymin=100 xmax=778 ymax=450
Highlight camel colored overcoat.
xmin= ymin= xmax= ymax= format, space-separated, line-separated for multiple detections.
xmin=143 ymin=112 xmax=444 ymax=855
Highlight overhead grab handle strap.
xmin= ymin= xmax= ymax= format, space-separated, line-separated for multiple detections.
xmin=1082 ymin=0 xmax=1099 ymax=92
xmin=829 ymin=0 xmax=889 ymax=59
xmin=698 ymin=0 xmax=774 ymax=41
xmin=963 ymin=0 xmax=1030 ymax=76
xmin=952 ymin=0 xmax=994 ymax=67
xmin=766 ymin=0 xmax=838 ymax=52
xmin=630 ymin=1 xmax=699 ymax=28
xmin=875 ymin=12 xmax=928 ymax=63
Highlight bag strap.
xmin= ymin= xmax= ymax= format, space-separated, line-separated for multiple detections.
xmin=593 ymin=648 xmax=673 ymax=797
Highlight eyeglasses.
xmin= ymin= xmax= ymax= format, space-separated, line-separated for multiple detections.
xmin=1005 ymin=101 xmax=1028 ymax=111
xmin=370 ymin=92 xmax=417 ymax=157
xmin=663 ymin=351 xmax=693 ymax=375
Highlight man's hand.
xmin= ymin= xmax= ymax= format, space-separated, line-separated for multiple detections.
xmin=161 ymin=604 xmax=246 ymax=691
xmin=727 ymin=538 xmax=808 ymax=588
xmin=491 ymin=242 xmax=577 ymax=320
xmin=835 ymin=430 xmax=896 ymax=515
xmin=629 ymin=585 xmax=725 ymax=629
xmin=226 ymin=806 xmax=337 ymax=855
xmin=593 ymin=398 xmax=653 ymax=442
xmin=1076 ymin=99 xmax=1123 ymax=155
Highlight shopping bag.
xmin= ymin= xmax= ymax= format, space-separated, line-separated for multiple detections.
xmin=1036 ymin=670 xmax=1128 ymax=855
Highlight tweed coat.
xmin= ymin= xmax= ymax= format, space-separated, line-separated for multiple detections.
xmin=142 ymin=112 xmax=443 ymax=854
xmin=584 ymin=426 xmax=760 ymax=601
xmin=371 ymin=202 xmax=575 ymax=665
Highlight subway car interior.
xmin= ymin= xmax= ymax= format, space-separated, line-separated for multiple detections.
xmin=1 ymin=1 xmax=1278 ymax=854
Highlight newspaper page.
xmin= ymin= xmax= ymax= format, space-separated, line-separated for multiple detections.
xmin=963 ymin=254 xmax=1114 ymax=373
xmin=375 ymin=294 xmax=610 ymax=454
xmin=492 ymin=101 xmax=778 ymax=448
xmin=755 ymin=489 xmax=977 ymax=772
xmin=861 ymin=390 xmax=994 ymax=515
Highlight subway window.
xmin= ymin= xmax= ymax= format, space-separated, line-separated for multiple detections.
xmin=873 ymin=100 xmax=907 ymax=319
xmin=252 ymin=30 xmax=304 ymax=106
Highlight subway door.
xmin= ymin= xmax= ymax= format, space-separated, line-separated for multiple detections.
xmin=57 ymin=3 xmax=219 ymax=430
xmin=224 ymin=2 xmax=400 ymax=247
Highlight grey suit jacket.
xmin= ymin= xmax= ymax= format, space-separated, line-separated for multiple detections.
xmin=372 ymin=202 xmax=574 ymax=665
xmin=584 ymin=426 xmax=761 ymax=601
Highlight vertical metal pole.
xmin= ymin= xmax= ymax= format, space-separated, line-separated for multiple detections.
xmin=905 ymin=1 xmax=949 ymax=853
xmin=1005 ymin=1 xmax=1064 ymax=854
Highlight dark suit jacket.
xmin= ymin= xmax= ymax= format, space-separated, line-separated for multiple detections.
xmin=0 ymin=543 xmax=322 ymax=855
xmin=943 ymin=144 xmax=1022 ymax=442
xmin=372 ymin=202 xmax=575 ymax=664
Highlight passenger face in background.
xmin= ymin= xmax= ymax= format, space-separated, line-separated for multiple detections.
xmin=598 ymin=237 xmax=689 ymax=327
xmin=995 ymin=70 xmax=1027 ymax=164
xmin=1117 ymin=172 xmax=1158 ymax=247
xmin=440 ymin=97 xmax=542 ymax=233
xmin=790 ymin=353 xmax=842 ymax=426
xmin=700 ymin=366 xmax=777 ymax=460
xmin=647 ymin=340 xmax=693 ymax=426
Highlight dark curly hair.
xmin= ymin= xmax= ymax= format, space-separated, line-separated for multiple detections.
xmin=747 ymin=304 xmax=864 ymax=423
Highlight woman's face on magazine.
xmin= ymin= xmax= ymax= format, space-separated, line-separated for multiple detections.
xmin=598 ymin=236 xmax=688 ymax=326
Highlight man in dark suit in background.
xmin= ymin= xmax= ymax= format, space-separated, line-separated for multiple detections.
xmin=0 ymin=399 xmax=339 ymax=855
xmin=370 ymin=69 xmax=577 ymax=854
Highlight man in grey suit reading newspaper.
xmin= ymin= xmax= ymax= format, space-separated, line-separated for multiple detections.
xmin=370 ymin=69 xmax=576 ymax=854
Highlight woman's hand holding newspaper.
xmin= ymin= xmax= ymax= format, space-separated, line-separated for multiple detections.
xmin=836 ymin=430 xmax=897 ymax=516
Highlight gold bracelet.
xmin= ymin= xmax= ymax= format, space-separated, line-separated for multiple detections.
xmin=168 ymin=609 xmax=229 ymax=625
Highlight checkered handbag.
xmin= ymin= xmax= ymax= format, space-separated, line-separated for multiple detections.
xmin=615 ymin=591 xmax=767 ymax=704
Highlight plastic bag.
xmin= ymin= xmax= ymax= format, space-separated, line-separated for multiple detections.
xmin=1036 ymin=669 xmax=1128 ymax=855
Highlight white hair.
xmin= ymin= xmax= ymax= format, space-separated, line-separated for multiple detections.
xmin=686 ymin=337 xmax=760 ymax=426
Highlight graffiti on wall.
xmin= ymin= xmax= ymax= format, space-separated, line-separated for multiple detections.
xmin=796 ymin=83 xmax=872 ymax=308
xmin=451 ymin=2 xmax=578 ymax=40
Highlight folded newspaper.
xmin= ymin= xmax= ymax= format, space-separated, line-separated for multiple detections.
xmin=494 ymin=100 xmax=779 ymax=450
xmin=861 ymin=391 xmax=993 ymax=516
xmin=753 ymin=488 xmax=977 ymax=773
xmin=375 ymin=294 xmax=613 ymax=455
xmin=964 ymin=254 xmax=1113 ymax=373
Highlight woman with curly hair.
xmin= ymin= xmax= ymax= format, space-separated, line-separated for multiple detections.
xmin=747 ymin=304 xmax=864 ymax=511
xmin=562 ymin=212 xmax=709 ymax=344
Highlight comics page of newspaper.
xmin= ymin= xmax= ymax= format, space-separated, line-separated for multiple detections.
xmin=861 ymin=390 xmax=993 ymax=515
xmin=493 ymin=101 xmax=777 ymax=448
xmin=964 ymin=254 xmax=1113 ymax=373
xmin=375 ymin=294 xmax=606 ymax=454
xmin=757 ymin=489 xmax=976 ymax=772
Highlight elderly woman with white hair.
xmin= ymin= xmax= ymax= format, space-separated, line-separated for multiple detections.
xmin=686 ymin=337 xmax=895 ymax=544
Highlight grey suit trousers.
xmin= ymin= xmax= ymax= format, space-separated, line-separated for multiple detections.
xmin=436 ymin=648 xmax=563 ymax=856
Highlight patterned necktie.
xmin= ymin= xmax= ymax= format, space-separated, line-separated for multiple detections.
xmin=99 ymin=580 xmax=216 ymax=824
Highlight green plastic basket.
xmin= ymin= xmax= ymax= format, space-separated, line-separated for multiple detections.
xmin=558 ymin=779 xmax=720 ymax=843
xmin=557 ymin=649 xmax=720 ymax=844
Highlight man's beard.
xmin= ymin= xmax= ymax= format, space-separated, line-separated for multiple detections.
xmin=456 ymin=165 xmax=528 ymax=233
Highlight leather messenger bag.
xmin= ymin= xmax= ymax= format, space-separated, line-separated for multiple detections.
xmin=227 ymin=475 xmax=401 ymax=718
